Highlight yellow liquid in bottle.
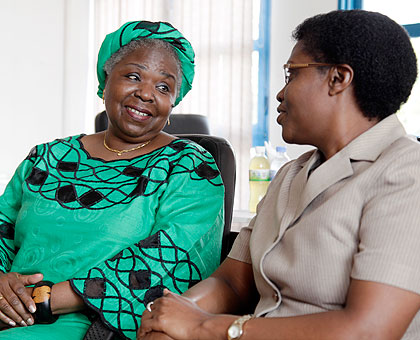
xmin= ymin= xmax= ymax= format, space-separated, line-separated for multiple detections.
xmin=249 ymin=153 xmax=270 ymax=213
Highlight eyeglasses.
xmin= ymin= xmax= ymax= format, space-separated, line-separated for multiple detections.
xmin=283 ymin=63 xmax=335 ymax=85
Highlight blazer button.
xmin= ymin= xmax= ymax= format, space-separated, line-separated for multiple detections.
xmin=273 ymin=292 xmax=279 ymax=302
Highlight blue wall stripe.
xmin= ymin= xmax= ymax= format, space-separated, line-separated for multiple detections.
xmin=252 ymin=0 xmax=271 ymax=146
xmin=404 ymin=24 xmax=420 ymax=37
xmin=338 ymin=0 xmax=362 ymax=9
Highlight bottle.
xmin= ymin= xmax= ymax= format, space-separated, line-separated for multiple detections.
xmin=269 ymin=146 xmax=290 ymax=180
xmin=249 ymin=146 xmax=270 ymax=213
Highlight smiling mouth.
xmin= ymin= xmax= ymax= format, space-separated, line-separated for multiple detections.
xmin=127 ymin=106 xmax=151 ymax=117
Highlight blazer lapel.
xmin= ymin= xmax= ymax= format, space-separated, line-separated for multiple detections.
xmin=292 ymin=153 xmax=354 ymax=225
xmin=276 ymin=152 xmax=325 ymax=235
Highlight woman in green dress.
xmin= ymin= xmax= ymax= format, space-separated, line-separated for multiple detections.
xmin=0 ymin=21 xmax=224 ymax=340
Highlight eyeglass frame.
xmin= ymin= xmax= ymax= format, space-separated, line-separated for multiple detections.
xmin=283 ymin=63 xmax=335 ymax=85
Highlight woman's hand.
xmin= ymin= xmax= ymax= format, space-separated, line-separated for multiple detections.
xmin=140 ymin=332 xmax=175 ymax=340
xmin=139 ymin=258 xmax=256 ymax=340
xmin=138 ymin=289 xmax=234 ymax=340
xmin=138 ymin=289 xmax=209 ymax=339
xmin=0 ymin=272 xmax=43 ymax=327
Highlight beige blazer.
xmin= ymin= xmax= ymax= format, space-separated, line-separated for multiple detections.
xmin=230 ymin=114 xmax=420 ymax=339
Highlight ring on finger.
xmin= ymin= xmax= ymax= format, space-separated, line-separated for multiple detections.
xmin=146 ymin=301 xmax=154 ymax=312
xmin=0 ymin=295 xmax=3 ymax=300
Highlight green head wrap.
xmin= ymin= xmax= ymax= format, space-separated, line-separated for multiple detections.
xmin=97 ymin=21 xmax=195 ymax=106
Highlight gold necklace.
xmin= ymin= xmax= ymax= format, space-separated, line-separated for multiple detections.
xmin=103 ymin=134 xmax=151 ymax=156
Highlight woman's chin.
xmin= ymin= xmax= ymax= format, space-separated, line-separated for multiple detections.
xmin=280 ymin=126 xmax=295 ymax=144
xmin=281 ymin=132 xmax=292 ymax=144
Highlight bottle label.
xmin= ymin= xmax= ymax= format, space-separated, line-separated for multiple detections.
xmin=249 ymin=169 xmax=270 ymax=181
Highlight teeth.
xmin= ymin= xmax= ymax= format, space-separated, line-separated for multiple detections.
xmin=128 ymin=107 xmax=149 ymax=116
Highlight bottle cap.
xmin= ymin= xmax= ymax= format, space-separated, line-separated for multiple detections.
xmin=255 ymin=146 xmax=266 ymax=155
xmin=276 ymin=146 xmax=286 ymax=153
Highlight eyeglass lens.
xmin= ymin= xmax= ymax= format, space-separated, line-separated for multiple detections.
xmin=284 ymin=67 xmax=291 ymax=84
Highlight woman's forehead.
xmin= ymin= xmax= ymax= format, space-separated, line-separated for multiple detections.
xmin=118 ymin=46 xmax=179 ymax=75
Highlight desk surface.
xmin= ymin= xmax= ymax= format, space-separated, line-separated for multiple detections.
xmin=231 ymin=210 xmax=254 ymax=232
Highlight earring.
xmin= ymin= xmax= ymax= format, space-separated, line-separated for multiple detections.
xmin=102 ymin=89 xmax=106 ymax=104
xmin=167 ymin=117 xmax=171 ymax=126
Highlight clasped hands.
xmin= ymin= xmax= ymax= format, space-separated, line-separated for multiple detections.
xmin=138 ymin=289 xmax=233 ymax=340
xmin=0 ymin=272 xmax=43 ymax=329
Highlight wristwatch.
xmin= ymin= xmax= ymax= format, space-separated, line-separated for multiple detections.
xmin=227 ymin=314 xmax=253 ymax=340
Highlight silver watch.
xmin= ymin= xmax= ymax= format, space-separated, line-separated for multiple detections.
xmin=227 ymin=314 xmax=253 ymax=340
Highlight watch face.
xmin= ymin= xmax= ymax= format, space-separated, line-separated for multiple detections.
xmin=228 ymin=325 xmax=241 ymax=339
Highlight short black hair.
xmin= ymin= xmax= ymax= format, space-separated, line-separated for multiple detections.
xmin=293 ymin=10 xmax=418 ymax=120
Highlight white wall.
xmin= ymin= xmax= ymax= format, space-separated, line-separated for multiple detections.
xmin=0 ymin=0 xmax=91 ymax=183
xmin=0 ymin=0 xmax=337 ymax=189
xmin=268 ymin=0 xmax=337 ymax=159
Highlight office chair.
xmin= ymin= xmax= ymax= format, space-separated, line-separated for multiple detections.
xmin=84 ymin=134 xmax=236 ymax=340
xmin=165 ymin=115 xmax=210 ymax=134
xmin=177 ymin=134 xmax=236 ymax=261
xmin=95 ymin=111 xmax=210 ymax=134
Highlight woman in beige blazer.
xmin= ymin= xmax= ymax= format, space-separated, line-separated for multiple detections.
xmin=138 ymin=10 xmax=420 ymax=340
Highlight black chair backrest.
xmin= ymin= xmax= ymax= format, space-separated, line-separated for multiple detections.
xmin=95 ymin=111 xmax=109 ymax=133
xmin=95 ymin=111 xmax=210 ymax=135
xmin=176 ymin=134 xmax=236 ymax=262
xmin=165 ymin=114 xmax=210 ymax=134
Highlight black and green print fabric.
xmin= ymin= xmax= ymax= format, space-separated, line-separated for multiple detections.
xmin=0 ymin=136 xmax=224 ymax=339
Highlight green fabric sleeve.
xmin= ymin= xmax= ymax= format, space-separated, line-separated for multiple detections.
xmin=69 ymin=148 xmax=224 ymax=339
xmin=0 ymin=155 xmax=35 ymax=273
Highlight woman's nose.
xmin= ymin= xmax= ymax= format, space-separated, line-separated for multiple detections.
xmin=134 ymin=84 xmax=153 ymax=102
xmin=276 ymin=86 xmax=285 ymax=103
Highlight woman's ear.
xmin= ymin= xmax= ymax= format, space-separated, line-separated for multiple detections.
xmin=328 ymin=64 xmax=353 ymax=96
xmin=103 ymin=77 xmax=108 ymax=102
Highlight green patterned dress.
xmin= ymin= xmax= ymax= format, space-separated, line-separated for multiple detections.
xmin=0 ymin=135 xmax=224 ymax=339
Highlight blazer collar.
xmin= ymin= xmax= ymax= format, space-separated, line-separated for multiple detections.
xmin=339 ymin=114 xmax=406 ymax=162
xmin=288 ymin=114 xmax=407 ymax=226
